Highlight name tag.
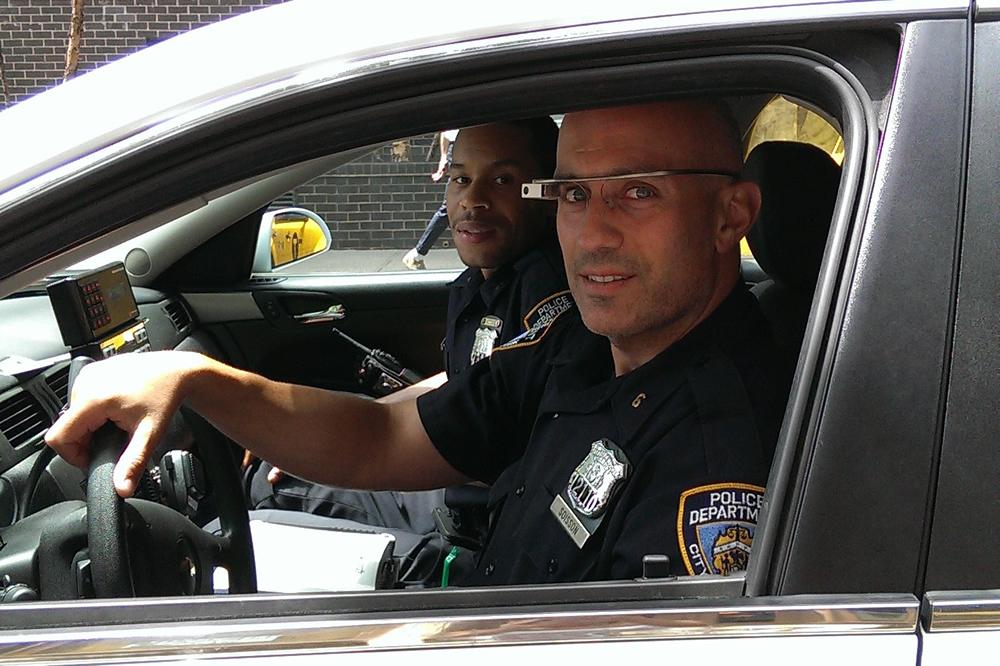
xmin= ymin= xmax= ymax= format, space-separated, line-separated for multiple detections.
xmin=551 ymin=494 xmax=591 ymax=548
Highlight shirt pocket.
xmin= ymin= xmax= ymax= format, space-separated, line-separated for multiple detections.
xmin=484 ymin=467 xmax=517 ymax=539
xmin=506 ymin=475 xmax=601 ymax=582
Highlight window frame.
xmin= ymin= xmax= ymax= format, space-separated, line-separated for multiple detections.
xmin=0 ymin=17 xmax=919 ymax=652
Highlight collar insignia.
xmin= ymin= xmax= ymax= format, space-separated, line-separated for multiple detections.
xmin=676 ymin=482 xmax=765 ymax=576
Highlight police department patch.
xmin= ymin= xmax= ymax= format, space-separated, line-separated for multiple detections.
xmin=496 ymin=291 xmax=575 ymax=353
xmin=523 ymin=290 xmax=574 ymax=330
xmin=676 ymin=482 xmax=764 ymax=576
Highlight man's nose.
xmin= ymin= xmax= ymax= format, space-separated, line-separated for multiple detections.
xmin=460 ymin=179 xmax=490 ymax=210
xmin=575 ymin=198 xmax=623 ymax=251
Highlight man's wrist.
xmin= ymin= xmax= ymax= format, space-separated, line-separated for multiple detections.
xmin=179 ymin=352 xmax=229 ymax=410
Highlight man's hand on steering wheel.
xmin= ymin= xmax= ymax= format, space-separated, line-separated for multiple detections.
xmin=45 ymin=351 xmax=209 ymax=497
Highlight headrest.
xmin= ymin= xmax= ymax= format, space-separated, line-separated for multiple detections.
xmin=743 ymin=141 xmax=841 ymax=292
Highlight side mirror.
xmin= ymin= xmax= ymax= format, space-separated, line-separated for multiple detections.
xmin=252 ymin=208 xmax=332 ymax=272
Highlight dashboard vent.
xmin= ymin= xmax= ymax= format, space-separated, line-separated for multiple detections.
xmin=0 ymin=390 xmax=49 ymax=449
xmin=45 ymin=364 xmax=71 ymax=407
xmin=164 ymin=299 xmax=192 ymax=332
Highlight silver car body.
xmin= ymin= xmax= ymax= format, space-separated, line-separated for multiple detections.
xmin=0 ymin=0 xmax=998 ymax=663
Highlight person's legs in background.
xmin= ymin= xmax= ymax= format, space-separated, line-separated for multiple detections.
xmin=403 ymin=201 xmax=448 ymax=269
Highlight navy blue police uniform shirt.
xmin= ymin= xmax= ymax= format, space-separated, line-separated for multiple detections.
xmin=416 ymin=283 xmax=784 ymax=584
xmin=443 ymin=237 xmax=568 ymax=377
xmin=246 ymin=236 xmax=567 ymax=530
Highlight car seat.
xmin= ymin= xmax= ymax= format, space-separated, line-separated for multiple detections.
xmin=743 ymin=141 xmax=842 ymax=362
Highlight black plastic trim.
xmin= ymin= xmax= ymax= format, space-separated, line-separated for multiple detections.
xmin=771 ymin=20 xmax=969 ymax=596
xmin=742 ymin=47 xmax=879 ymax=595
xmin=914 ymin=4 xmax=973 ymax=598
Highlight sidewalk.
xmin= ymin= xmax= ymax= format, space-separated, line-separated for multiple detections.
xmin=285 ymin=248 xmax=465 ymax=273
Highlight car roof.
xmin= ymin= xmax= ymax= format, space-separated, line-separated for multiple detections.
xmin=0 ymin=0 xmax=928 ymax=198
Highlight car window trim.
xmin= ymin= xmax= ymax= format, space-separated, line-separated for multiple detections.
xmin=923 ymin=590 xmax=1000 ymax=632
xmin=0 ymin=591 xmax=917 ymax=661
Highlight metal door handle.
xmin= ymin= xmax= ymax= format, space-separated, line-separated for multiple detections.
xmin=293 ymin=304 xmax=346 ymax=323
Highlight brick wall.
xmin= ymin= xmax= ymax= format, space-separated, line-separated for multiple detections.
xmin=0 ymin=0 xmax=450 ymax=250
xmin=0 ymin=0 xmax=289 ymax=105
xmin=289 ymin=134 xmax=454 ymax=250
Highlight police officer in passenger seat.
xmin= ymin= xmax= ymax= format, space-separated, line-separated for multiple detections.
xmin=48 ymin=99 xmax=785 ymax=584
xmin=246 ymin=118 xmax=567 ymax=564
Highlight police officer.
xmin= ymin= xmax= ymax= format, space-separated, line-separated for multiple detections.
xmin=248 ymin=118 xmax=568 ymax=541
xmin=47 ymin=99 xmax=783 ymax=584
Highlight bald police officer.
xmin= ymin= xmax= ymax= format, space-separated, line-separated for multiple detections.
xmin=47 ymin=99 xmax=783 ymax=584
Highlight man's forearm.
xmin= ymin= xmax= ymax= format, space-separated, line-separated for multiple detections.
xmin=377 ymin=371 xmax=447 ymax=405
xmin=46 ymin=351 xmax=467 ymax=497
xmin=182 ymin=356 xmax=460 ymax=491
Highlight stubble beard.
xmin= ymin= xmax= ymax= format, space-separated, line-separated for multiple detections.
xmin=576 ymin=269 xmax=716 ymax=356
xmin=579 ymin=292 xmax=681 ymax=350
xmin=570 ymin=249 xmax=650 ymax=344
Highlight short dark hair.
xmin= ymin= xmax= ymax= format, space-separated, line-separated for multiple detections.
xmin=497 ymin=116 xmax=560 ymax=178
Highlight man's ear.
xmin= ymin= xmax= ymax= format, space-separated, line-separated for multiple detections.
xmin=714 ymin=180 xmax=762 ymax=254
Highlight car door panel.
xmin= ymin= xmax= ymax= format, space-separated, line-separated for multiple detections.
xmin=768 ymin=19 xmax=969 ymax=596
xmin=5 ymin=635 xmax=918 ymax=665
xmin=921 ymin=591 xmax=1000 ymax=664
xmin=923 ymin=18 xmax=1000 ymax=592
xmin=184 ymin=274 xmax=452 ymax=392
xmin=918 ymin=18 xmax=1000 ymax=657
xmin=0 ymin=593 xmax=919 ymax=664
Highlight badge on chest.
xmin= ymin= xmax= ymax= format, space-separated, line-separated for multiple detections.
xmin=470 ymin=315 xmax=503 ymax=364
xmin=550 ymin=439 xmax=631 ymax=548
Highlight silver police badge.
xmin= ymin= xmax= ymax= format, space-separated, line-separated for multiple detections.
xmin=568 ymin=440 xmax=628 ymax=517
xmin=550 ymin=439 xmax=630 ymax=548
xmin=470 ymin=315 xmax=502 ymax=365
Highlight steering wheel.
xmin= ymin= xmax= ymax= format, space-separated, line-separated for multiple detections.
xmin=35 ymin=398 xmax=256 ymax=599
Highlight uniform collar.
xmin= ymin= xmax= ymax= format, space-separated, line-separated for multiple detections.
xmin=450 ymin=237 xmax=560 ymax=312
xmin=541 ymin=284 xmax=755 ymax=445
xmin=448 ymin=228 xmax=561 ymax=297
xmin=450 ymin=263 xmax=515 ymax=313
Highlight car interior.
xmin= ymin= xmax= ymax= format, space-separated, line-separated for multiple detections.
xmin=0 ymin=90 xmax=847 ymax=603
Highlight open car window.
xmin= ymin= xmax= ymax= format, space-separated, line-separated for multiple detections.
xmin=267 ymin=133 xmax=466 ymax=275
xmin=0 ymin=74 xmax=862 ymax=598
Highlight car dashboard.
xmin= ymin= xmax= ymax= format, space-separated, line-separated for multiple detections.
xmin=0 ymin=282 xmax=197 ymax=525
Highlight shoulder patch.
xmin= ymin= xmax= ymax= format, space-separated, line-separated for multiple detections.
xmin=496 ymin=290 xmax=575 ymax=353
xmin=522 ymin=289 xmax=574 ymax=330
xmin=676 ymin=482 xmax=765 ymax=576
